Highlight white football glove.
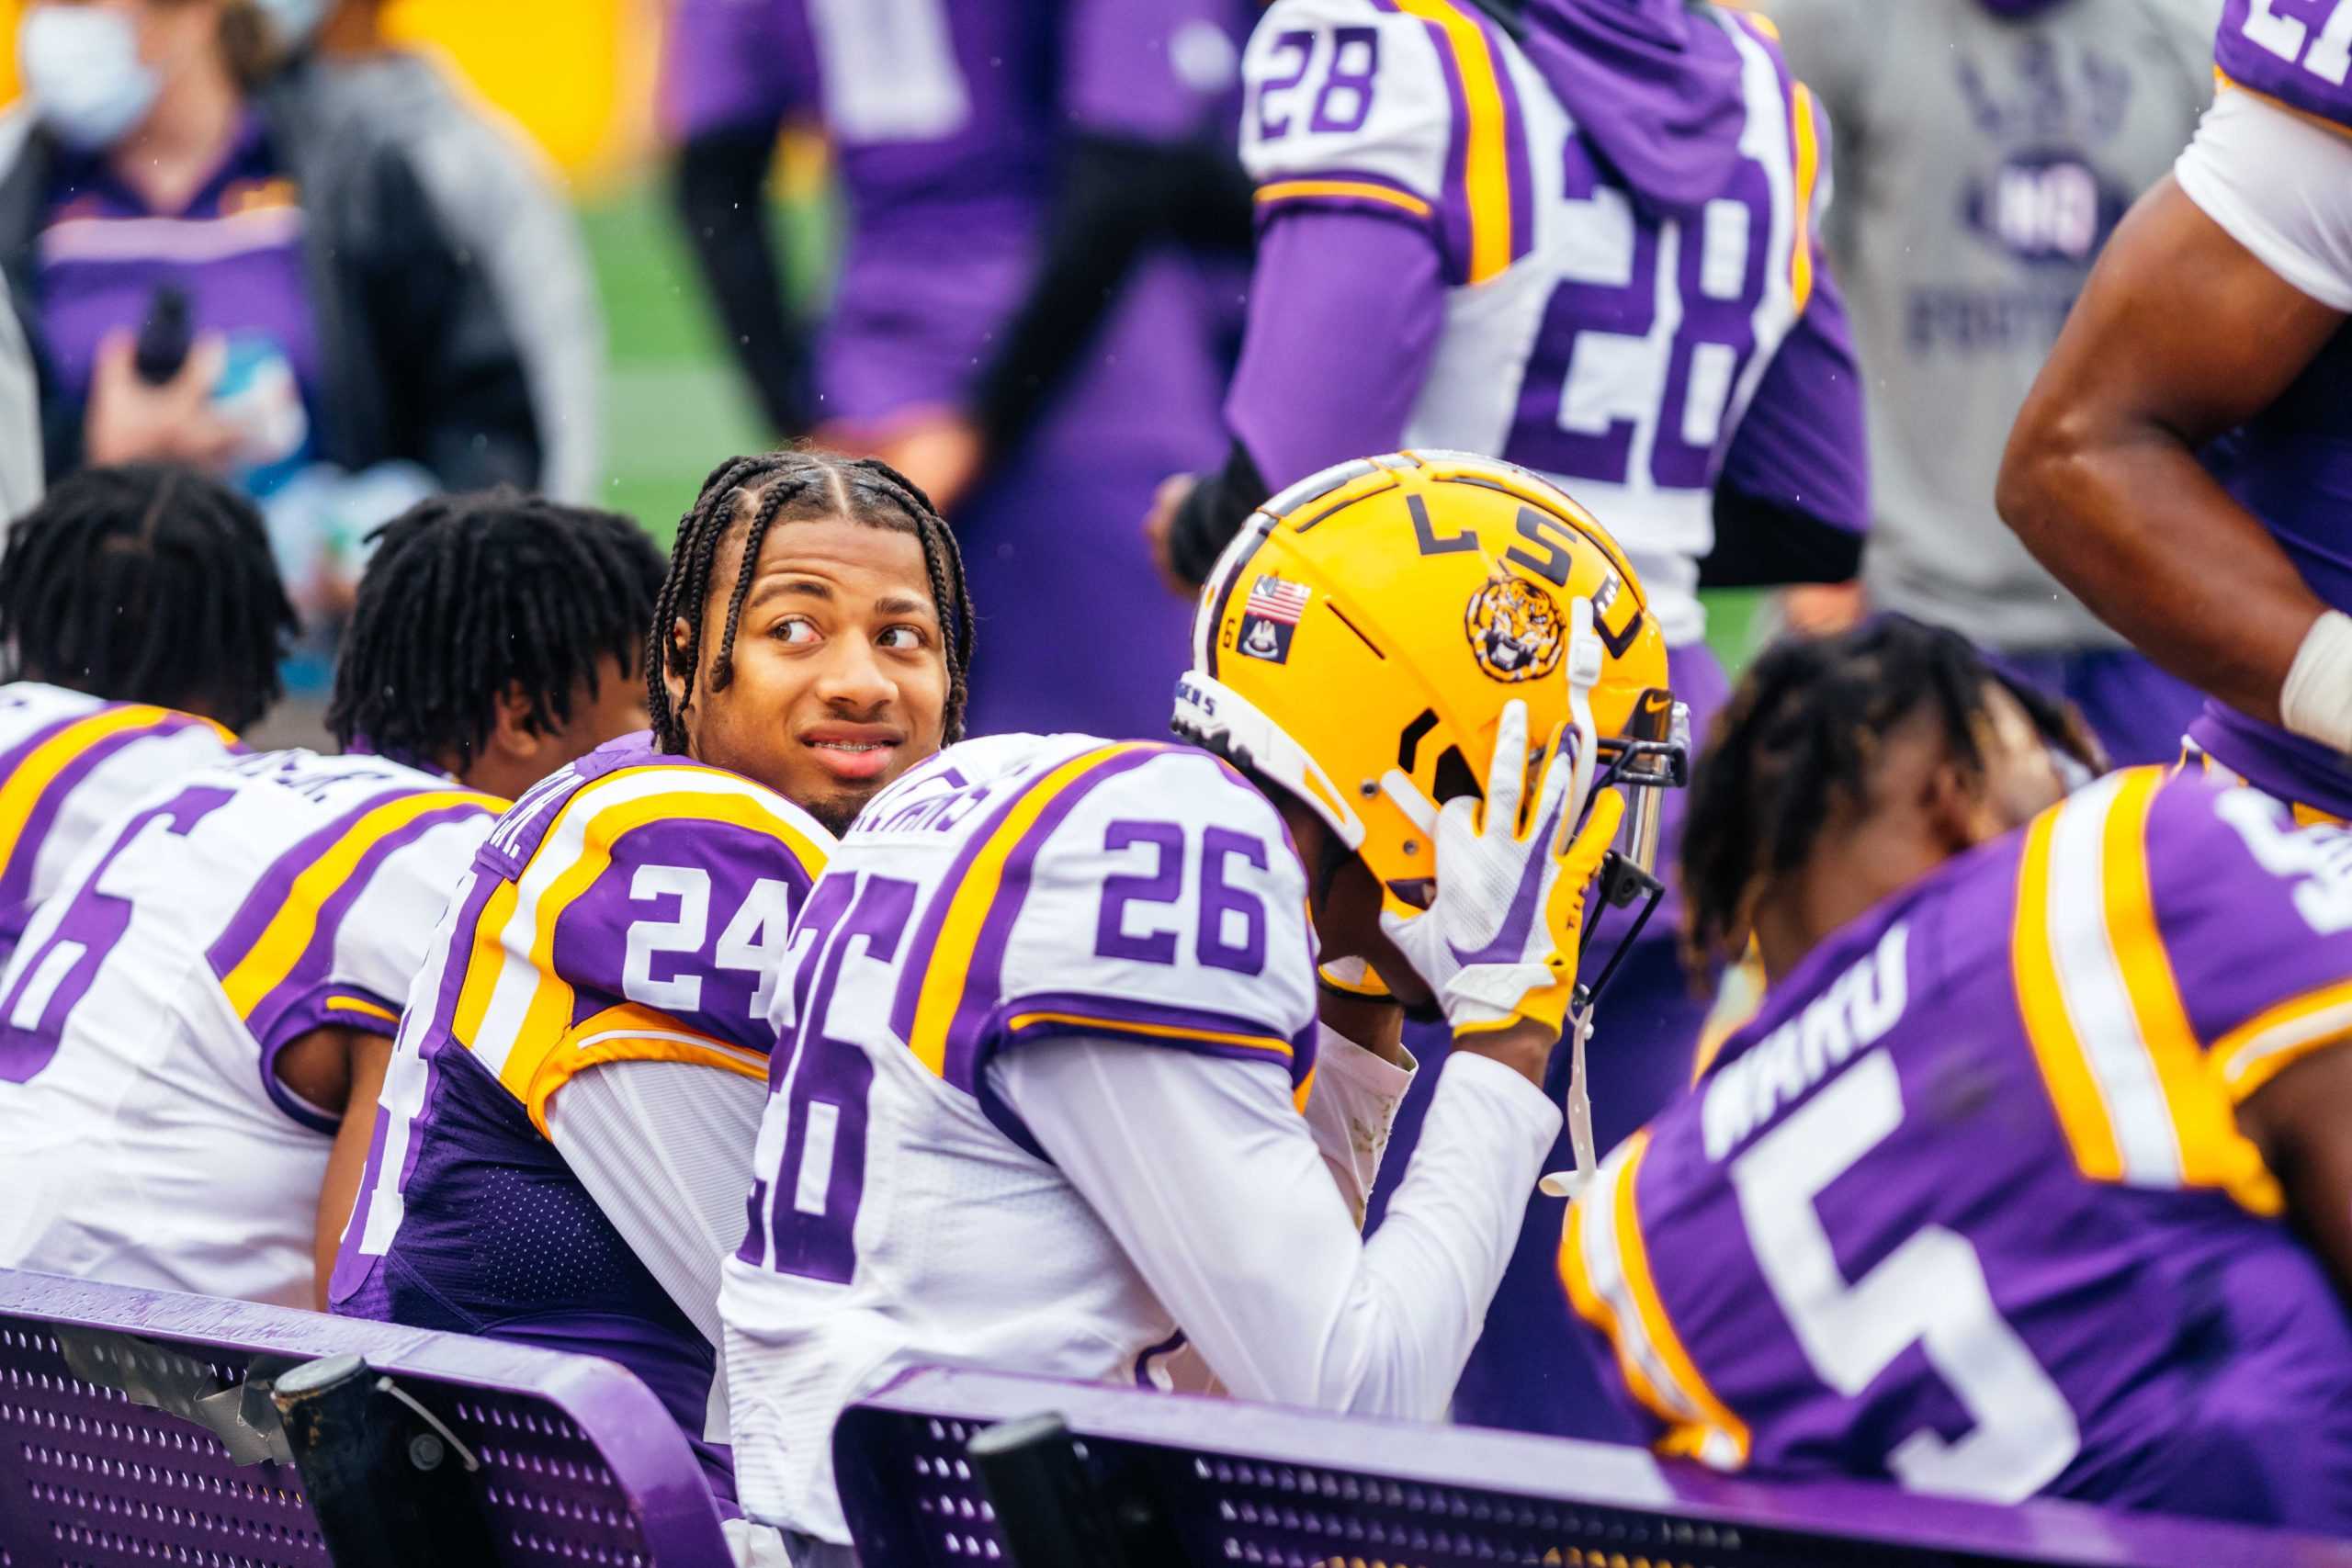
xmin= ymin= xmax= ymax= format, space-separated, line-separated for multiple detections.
xmin=1377 ymin=696 xmax=1624 ymax=1040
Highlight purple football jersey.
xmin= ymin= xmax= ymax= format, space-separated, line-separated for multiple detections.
xmin=40 ymin=114 xmax=322 ymax=490
xmin=2189 ymin=3 xmax=2352 ymax=818
xmin=659 ymin=0 xmax=820 ymax=141
xmin=773 ymin=0 xmax=1251 ymax=740
xmin=2215 ymin=0 xmax=2352 ymax=130
xmin=332 ymin=732 xmax=831 ymax=1499
xmin=1566 ymin=767 xmax=2352 ymax=1533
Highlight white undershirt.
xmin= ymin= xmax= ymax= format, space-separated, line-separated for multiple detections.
xmin=541 ymin=1027 xmax=1424 ymax=1357
xmin=545 ymin=1025 xmax=1546 ymax=1435
xmin=2176 ymin=85 xmax=2352 ymax=311
xmin=992 ymin=1036 xmax=1559 ymax=1422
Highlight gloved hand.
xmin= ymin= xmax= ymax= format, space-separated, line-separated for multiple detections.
xmin=1378 ymin=694 xmax=1625 ymax=1039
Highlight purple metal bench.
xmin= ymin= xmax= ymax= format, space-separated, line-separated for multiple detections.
xmin=836 ymin=1367 xmax=2352 ymax=1568
xmin=0 ymin=1268 xmax=731 ymax=1568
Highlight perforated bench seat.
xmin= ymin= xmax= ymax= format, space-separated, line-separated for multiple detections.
xmin=836 ymin=1366 xmax=2352 ymax=1568
xmin=0 ymin=1268 xmax=731 ymax=1568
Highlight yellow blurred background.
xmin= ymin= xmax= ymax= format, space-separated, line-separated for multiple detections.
xmin=0 ymin=0 xmax=660 ymax=189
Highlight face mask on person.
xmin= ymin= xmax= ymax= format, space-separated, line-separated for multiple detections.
xmin=17 ymin=6 xmax=163 ymax=152
xmin=250 ymin=0 xmax=329 ymax=51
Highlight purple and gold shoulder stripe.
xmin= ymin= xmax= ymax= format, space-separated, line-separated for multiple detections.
xmin=888 ymin=741 xmax=1319 ymax=1112
xmin=1560 ymin=1130 xmax=1749 ymax=1471
xmin=2010 ymin=768 xmax=2281 ymax=1214
xmin=0 ymin=703 xmax=238 ymax=921
xmin=206 ymin=784 xmax=500 ymax=1131
xmin=439 ymin=765 xmax=826 ymax=1122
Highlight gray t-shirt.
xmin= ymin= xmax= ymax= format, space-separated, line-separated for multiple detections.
xmin=0 ymin=267 xmax=40 ymax=521
xmin=1770 ymin=0 xmax=2216 ymax=650
xmin=328 ymin=51 xmax=606 ymax=505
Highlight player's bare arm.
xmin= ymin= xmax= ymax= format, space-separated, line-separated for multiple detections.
xmin=302 ymin=1028 xmax=393 ymax=1309
xmin=2236 ymin=1039 xmax=2352 ymax=1306
xmin=1996 ymin=176 xmax=2344 ymax=728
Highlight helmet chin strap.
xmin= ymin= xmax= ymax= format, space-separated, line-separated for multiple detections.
xmin=1542 ymin=600 xmax=1608 ymax=1201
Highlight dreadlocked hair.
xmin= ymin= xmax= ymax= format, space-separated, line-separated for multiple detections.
xmin=1679 ymin=614 xmax=2104 ymax=981
xmin=327 ymin=489 xmax=666 ymax=767
xmin=647 ymin=447 xmax=975 ymax=754
xmin=0 ymin=462 xmax=293 ymax=733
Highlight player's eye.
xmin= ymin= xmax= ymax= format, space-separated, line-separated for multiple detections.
xmin=772 ymin=617 xmax=820 ymax=646
xmin=877 ymin=625 xmax=929 ymax=651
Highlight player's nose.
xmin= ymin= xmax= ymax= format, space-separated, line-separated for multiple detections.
xmin=814 ymin=635 xmax=899 ymax=713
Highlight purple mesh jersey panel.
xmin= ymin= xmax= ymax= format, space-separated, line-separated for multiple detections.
xmin=1566 ymin=773 xmax=2352 ymax=1534
xmin=2215 ymin=0 xmax=2352 ymax=129
xmin=334 ymin=734 xmax=823 ymax=1502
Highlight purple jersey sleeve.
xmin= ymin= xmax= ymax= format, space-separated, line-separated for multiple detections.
xmin=550 ymin=814 xmax=821 ymax=1056
xmin=1239 ymin=0 xmax=1536 ymax=288
xmin=2142 ymin=770 xmax=2352 ymax=1099
xmin=660 ymin=0 xmax=818 ymax=141
xmin=1714 ymin=259 xmax=1871 ymax=532
xmin=1224 ymin=207 xmax=1446 ymax=488
xmin=2214 ymin=0 xmax=2352 ymax=131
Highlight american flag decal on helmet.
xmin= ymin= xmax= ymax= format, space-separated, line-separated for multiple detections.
xmin=1247 ymin=576 xmax=1311 ymax=626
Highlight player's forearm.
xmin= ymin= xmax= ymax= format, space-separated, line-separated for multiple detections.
xmin=1005 ymin=1040 xmax=1555 ymax=1421
xmin=314 ymin=1033 xmax=393 ymax=1309
xmin=1299 ymin=1022 xmax=1416 ymax=1225
xmin=2239 ymin=1045 xmax=2352 ymax=1310
xmin=1997 ymin=174 xmax=2346 ymax=731
xmin=1308 ymin=1053 xmax=1560 ymax=1417
xmin=674 ymin=129 xmax=813 ymax=436
xmin=1996 ymin=409 xmax=2319 ymax=728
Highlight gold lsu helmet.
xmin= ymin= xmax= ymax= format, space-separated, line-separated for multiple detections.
xmin=1172 ymin=450 xmax=1687 ymax=964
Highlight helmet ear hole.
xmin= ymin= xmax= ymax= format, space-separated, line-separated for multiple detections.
xmin=1430 ymin=746 xmax=1483 ymax=810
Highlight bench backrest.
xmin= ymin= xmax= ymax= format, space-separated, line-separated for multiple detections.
xmin=837 ymin=1367 xmax=2352 ymax=1568
xmin=0 ymin=1268 xmax=730 ymax=1568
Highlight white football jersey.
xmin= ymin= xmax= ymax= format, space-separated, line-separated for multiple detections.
xmin=721 ymin=734 xmax=1318 ymax=1539
xmin=0 ymin=750 xmax=498 ymax=1306
xmin=1239 ymin=0 xmax=1823 ymax=644
xmin=0 ymin=682 xmax=244 ymax=966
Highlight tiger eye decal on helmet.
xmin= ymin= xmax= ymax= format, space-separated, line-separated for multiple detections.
xmin=1465 ymin=573 xmax=1566 ymax=683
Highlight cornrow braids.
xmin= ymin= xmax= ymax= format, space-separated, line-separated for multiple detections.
xmin=647 ymin=447 xmax=977 ymax=756
xmin=326 ymin=489 xmax=665 ymax=768
xmin=1679 ymin=614 xmax=2101 ymax=980
xmin=0 ymin=462 xmax=294 ymax=733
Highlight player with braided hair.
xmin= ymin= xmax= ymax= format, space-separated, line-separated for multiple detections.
xmin=0 ymin=490 xmax=662 ymax=1314
xmin=649 ymin=447 xmax=974 ymax=828
xmin=335 ymin=447 xmax=967 ymax=1517
xmin=1566 ymin=615 xmax=2352 ymax=1532
xmin=0 ymin=463 xmax=293 ymax=964
xmin=1679 ymin=615 xmax=2101 ymax=981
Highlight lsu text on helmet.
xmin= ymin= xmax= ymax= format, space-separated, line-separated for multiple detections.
xmin=1171 ymin=450 xmax=1688 ymax=994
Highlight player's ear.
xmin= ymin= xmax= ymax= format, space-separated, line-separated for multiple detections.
xmin=1920 ymin=758 xmax=2002 ymax=855
xmin=484 ymin=682 xmax=545 ymax=764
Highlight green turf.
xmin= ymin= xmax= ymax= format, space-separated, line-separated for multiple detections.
xmin=581 ymin=179 xmax=1771 ymax=676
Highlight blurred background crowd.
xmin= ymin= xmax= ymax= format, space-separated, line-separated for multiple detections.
xmin=0 ymin=0 xmax=2225 ymax=753
xmin=0 ymin=0 xmax=2290 ymax=1453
